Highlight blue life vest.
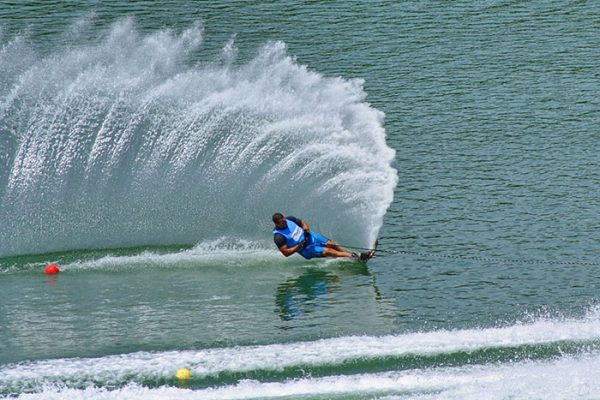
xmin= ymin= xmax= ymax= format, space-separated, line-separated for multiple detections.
xmin=273 ymin=219 xmax=305 ymax=248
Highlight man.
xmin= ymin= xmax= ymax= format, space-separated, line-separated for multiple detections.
xmin=272 ymin=212 xmax=373 ymax=260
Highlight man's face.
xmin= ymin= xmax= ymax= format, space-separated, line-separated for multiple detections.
xmin=275 ymin=216 xmax=287 ymax=230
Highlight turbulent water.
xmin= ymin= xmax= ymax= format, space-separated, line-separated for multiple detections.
xmin=0 ymin=18 xmax=395 ymax=256
xmin=4 ymin=310 xmax=600 ymax=399
xmin=2 ymin=1 xmax=600 ymax=399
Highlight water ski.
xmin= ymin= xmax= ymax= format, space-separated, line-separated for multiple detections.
xmin=353 ymin=239 xmax=378 ymax=262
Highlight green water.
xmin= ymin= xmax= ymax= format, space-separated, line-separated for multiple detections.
xmin=1 ymin=1 xmax=600 ymax=399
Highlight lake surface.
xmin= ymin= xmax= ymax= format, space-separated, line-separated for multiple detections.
xmin=1 ymin=1 xmax=600 ymax=399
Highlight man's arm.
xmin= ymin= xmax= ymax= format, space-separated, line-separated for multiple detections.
xmin=278 ymin=243 xmax=304 ymax=257
xmin=288 ymin=216 xmax=310 ymax=231
xmin=274 ymin=231 xmax=304 ymax=257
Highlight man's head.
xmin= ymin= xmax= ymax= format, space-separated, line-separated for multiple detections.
xmin=272 ymin=212 xmax=287 ymax=229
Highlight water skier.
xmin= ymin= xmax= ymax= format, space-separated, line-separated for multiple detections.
xmin=272 ymin=213 xmax=373 ymax=261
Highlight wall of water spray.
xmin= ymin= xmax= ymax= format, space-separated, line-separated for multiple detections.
xmin=0 ymin=19 xmax=397 ymax=257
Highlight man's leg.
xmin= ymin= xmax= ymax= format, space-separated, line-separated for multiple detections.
xmin=325 ymin=239 xmax=350 ymax=253
xmin=311 ymin=234 xmax=353 ymax=258
xmin=324 ymin=239 xmax=374 ymax=260
xmin=322 ymin=247 xmax=353 ymax=258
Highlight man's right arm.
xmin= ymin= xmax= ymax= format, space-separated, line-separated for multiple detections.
xmin=274 ymin=232 xmax=303 ymax=257
xmin=278 ymin=243 xmax=303 ymax=257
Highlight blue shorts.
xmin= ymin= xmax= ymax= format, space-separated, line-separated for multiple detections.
xmin=299 ymin=232 xmax=329 ymax=259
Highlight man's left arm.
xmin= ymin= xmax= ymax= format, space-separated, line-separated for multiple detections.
xmin=288 ymin=216 xmax=310 ymax=231
xmin=296 ymin=217 xmax=311 ymax=240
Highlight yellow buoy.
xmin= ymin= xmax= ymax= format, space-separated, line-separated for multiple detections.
xmin=176 ymin=368 xmax=191 ymax=380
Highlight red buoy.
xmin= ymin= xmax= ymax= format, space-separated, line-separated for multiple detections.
xmin=45 ymin=264 xmax=60 ymax=275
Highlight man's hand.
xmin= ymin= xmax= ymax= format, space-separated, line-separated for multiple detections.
xmin=302 ymin=230 xmax=311 ymax=247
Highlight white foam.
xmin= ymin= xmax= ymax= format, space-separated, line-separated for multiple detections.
xmin=3 ymin=307 xmax=600 ymax=394
xmin=59 ymin=238 xmax=283 ymax=271
xmin=0 ymin=237 xmax=343 ymax=273
xmin=9 ymin=353 xmax=600 ymax=399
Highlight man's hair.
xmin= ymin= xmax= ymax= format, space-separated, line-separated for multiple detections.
xmin=272 ymin=212 xmax=284 ymax=224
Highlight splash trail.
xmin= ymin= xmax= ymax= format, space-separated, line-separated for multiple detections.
xmin=0 ymin=19 xmax=397 ymax=257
